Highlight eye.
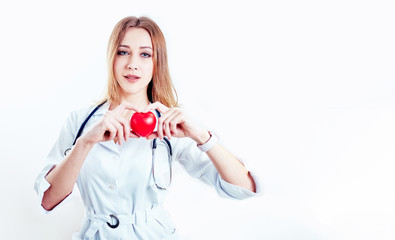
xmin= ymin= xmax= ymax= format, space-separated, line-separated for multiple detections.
xmin=117 ymin=50 xmax=129 ymax=56
xmin=141 ymin=52 xmax=151 ymax=58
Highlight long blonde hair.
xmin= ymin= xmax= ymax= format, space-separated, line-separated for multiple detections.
xmin=103 ymin=16 xmax=178 ymax=107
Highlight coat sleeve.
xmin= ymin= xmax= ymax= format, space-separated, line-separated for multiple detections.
xmin=174 ymin=137 xmax=262 ymax=200
xmin=33 ymin=109 xmax=82 ymax=214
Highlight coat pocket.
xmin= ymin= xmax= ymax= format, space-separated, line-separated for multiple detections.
xmin=151 ymin=209 xmax=176 ymax=236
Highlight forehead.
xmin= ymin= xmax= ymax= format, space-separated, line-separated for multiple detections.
xmin=120 ymin=27 xmax=152 ymax=47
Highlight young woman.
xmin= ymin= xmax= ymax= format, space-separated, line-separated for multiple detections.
xmin=34 ymin=16 xmax=261 ymax=240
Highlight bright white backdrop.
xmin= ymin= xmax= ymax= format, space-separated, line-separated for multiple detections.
xmin=0 ymin=0 xmax=395 ymax=239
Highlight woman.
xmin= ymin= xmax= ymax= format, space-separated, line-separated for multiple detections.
xmin=34 ymin=16 xmax=261 ymax=240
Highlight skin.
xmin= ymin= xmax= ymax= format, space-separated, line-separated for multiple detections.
xmin=42 ymin=28 xmax=256 ymax=211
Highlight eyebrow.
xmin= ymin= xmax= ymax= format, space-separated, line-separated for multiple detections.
xmin=119 ymin=45 xmax=152 ymax=50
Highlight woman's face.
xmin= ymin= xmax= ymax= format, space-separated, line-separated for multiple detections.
xmin=114 ymin=27 xmax=154 ymax=101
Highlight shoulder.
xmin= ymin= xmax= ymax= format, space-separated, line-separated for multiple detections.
xmin=70 ymin=100 xmax=110 ymax=120
xmin=66 ymin=101 xmax=110 ymax=133
xmin=63 ymin=103 xmax=102 ymax=131
xmin=69 ymin=105 xmax=96 ymax=123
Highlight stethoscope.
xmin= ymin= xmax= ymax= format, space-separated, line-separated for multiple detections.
xmin=64 ymin=100 xmax=173 ymax=190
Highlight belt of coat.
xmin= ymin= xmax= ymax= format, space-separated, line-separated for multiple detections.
xmin=84 ymin=206 xmax=164 ymax=239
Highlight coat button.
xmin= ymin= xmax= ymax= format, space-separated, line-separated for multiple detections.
xmin=109 ymin=185 xmax=115 ymax=190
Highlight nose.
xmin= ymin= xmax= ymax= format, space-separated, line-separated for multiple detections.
xmin=127 ymin=55 xmax=139 ymax=70
xmin=127 ymin=64 xmax=138 ymax=70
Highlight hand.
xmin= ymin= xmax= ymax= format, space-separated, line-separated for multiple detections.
xmin=80 ymin=102 xmax=141 ymax=146
xmin=144 ymin=102 xmax=210 ymax=144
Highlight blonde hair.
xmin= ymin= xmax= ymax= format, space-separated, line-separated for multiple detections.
xmin=103 ymin=16 xmax=178 ymax=107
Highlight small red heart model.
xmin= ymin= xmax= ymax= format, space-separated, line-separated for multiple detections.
xmin=130 ymin=112 xmax=157 ymax=137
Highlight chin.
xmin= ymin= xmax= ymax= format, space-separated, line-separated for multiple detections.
xmin=123 ymin=86 xmax=149 ymax=96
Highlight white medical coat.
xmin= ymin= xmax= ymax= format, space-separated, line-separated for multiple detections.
xmin=34 ymin=102 xmax=261 ymax=240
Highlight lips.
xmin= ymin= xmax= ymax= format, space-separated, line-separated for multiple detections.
xmin=124 ymin=74 xmax=140 ymax=82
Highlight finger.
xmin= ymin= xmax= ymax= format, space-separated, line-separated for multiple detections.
xmin=157 ymin=106 xmax=179 ymax=120
xmin=161 ymin=108 xmax=181 ymax=138
xmin=108 ymin=108 xmax=131 ymax=142
xmin=115 ymin=121 xmax=125 ymax=145
xmin=114 ymin=102 xmax=142 ymax=114
xmin=146 ymin=132 xmax=158 ymax=140
xmin=165 ymin=122 xmax=172 ymax=139
xmin=108 ymin=116 xmax=124 ymax=145
xmin=163 ymin=110 xmax=180 ymax=140
xmin=157 ymin=107 xmax=178 ymax=140
xmin=105 ymin=113 xmax=121 ymax=140
xmin=144 ymin=101 xmax=169 ymax=114
xmin=169 ymin=111 xmax=184 ymax=135
xmin=156 ymin=109 xmax=175 ymax=140
xmin=112 ymin=113 xmax=131 ymax=142
xmin=122 ymin=102 xmax=143 ymax=112
xmin=129 ymin=131 xmax=140 ymax=138
xmin=103 ymin=122 xmax=117 ymax=141
xmin=157 ymin=115 xmax=164 ymax=140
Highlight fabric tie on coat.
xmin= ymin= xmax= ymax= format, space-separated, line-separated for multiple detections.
xmin=84 ymin=206 xmax=163 ymax=239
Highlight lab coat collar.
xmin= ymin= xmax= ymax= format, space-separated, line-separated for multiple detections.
xmin=99 ymin=139 xmax=120 ymax=155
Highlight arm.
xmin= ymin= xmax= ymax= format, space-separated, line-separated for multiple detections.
xmin=41 ymin=102 xmax=140 ymax=211
xmin=196 ymin=132 xmax=256 ymax=193
xmin=41 ymin=139 xmax=94 ymax=211
xmin=145 ymin=102 xmax=258 ymax=193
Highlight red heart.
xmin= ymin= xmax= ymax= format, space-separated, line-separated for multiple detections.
xmin=130 ymin=112 xmax=157 ymax=137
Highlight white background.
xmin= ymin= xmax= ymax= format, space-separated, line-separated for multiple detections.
xmin=0 ymin=0 xmax=394 ymax=239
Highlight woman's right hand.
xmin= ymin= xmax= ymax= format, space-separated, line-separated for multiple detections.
xmin=79 ymin=102 xmax=141 ymax=146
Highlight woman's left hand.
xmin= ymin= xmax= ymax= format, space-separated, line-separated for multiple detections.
xmin=144 ymin=102 xmax=210 ymax=144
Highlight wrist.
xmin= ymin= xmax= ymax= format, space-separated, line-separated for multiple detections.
xmin=76 ymin=136 xmax=96 ymax=149
xmin=197 ymin=131 xmax=218 ymax=152
xmin=64 ymin=137 xmax=95 ymax=156
xmin=193 ymin=130 xmax=211 ymax=145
